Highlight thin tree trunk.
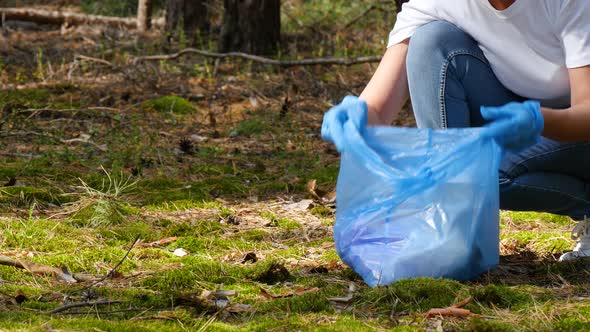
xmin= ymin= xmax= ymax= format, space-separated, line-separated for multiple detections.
xmin=137 ymin=0 xmax=153 ymax=32
xmin=220 ymin=0 xmax=280 ymax=55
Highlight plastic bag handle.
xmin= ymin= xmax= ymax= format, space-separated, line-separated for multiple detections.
xmin=342 ymin=120 xmax=486 ymax=185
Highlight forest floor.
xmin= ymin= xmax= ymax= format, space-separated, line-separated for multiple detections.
xmin=1 ymin=1 xmax=590 ymax=331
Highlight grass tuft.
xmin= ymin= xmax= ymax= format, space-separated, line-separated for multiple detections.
xmin=66 ymin=167 xmax=137 ymax=228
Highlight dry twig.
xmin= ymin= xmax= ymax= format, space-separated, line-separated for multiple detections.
xmin=49 ymin=300 xmax=124 ymax=314
xmin=70 ymin=236 xmax=140 ymax=294
xmin=133 ymin=48 xmax=382 ymax=67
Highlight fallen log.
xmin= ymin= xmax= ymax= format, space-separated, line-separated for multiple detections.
xmin=0 ymin=8 xmax=139 ymax=29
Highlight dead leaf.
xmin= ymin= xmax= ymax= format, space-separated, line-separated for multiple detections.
xmin=306 ymin=179 xmax=336 ymax=204
xmin=173 ymin=248 xmax=188 ymax=257
xmin=285 ymin=199 xmax=314 ymax=212
xmin=16 ymin=259 xmax=77 ymax=283
xmin=322 ymin=191 xmax=336 ymax=204
xmin=136 ymin=237 xmax=178 ymax=248
xmin=306 ymin=179 xmax=322 ymax=201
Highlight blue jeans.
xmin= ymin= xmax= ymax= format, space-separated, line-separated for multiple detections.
xmin=406 ymin=21 xmax=590 ymax=220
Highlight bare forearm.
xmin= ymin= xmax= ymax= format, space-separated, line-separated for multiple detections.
xmin=541 ymin=104 xmax=590 ymax=141
xmin=360 ymin=41 xmax=410 ymax=126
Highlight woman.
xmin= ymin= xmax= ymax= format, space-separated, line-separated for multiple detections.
xmin=322 ymin=0 xmax=590 ymax=261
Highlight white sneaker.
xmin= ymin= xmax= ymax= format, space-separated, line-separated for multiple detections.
xmin=559 ymin=217 xmax=590 ymax=262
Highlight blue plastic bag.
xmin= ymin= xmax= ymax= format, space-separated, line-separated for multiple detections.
xmin=334 ymin=123 xmax=502 ymax=287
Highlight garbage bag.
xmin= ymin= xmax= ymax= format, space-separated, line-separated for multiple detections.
xmin=334 ymin=123 xmax=502 ymax=287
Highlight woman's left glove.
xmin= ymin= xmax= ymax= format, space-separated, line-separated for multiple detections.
xmin=481 ymin=101 xmax=544 ymax=151
xmin=321 ymin=96 xmax=368 ymax=152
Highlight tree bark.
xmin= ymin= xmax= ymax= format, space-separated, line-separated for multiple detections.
xmin=0 ymin=7 xmax=138 ymax=29
xmin=137 ymin=0 xmax=153 ymax=32
xmin=220 ymin=0 xmax=280 ymax=55
xmin=395 ymin=0 xmax=409 ymax=13
xmin=165 ymin=0 xmax=209 ymax=45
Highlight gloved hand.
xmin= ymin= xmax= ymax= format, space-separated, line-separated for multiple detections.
xmin=321 ymin=96 xmax=368 ymax=152
xmin=481 ymin=101 xmax=544 ymax=151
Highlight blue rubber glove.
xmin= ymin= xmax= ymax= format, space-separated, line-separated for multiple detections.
xmin=321 ymin=96 xmax=368 ymax=152
xmin=481 ymin=101 xmax=544 ymax=151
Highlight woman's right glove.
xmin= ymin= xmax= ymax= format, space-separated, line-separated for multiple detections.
xmin=321 ymin=96 xmax=368 ymax=152
xmin=481 ymin=101 xmax=544 ymax=151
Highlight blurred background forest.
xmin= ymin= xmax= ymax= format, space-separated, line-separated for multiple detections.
xmin=1 ymin=1 xmax=586 ymax=332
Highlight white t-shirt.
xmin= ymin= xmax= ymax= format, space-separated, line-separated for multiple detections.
xmin=388 ymin=0 xmax=590 ymax=108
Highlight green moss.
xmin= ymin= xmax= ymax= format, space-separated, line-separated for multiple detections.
xmin=256 ymin=285 xmax=340 ymax=314
xmin=503 ymin=230 xmax=572 ymax=254
xmin=471 ymin=285 xmax=532 ymax=309
xmin=234 ymin=117 xmax=272 ymax=136
xmin=277 ymin=218 xmax=302 ymax=230
xmin=307 ymin=162 xmax=340 ymax=185
xmin=0 ymin=316 xmax=190 ymax=332
xmin=310 ymin=205 xmax=333 ymax=218
xmin=466 ymin=318 xmax=514 ymax=332
xmin=0 ymin=186 xmax=64 ymax=207
xmin=173 ymin=236 xmax=272 ymax=255
xmin=554 ymin=318 xmax=590 ymax=332
xmin=0 ymin=218 xmax=85 ymax=252
xmin=357 ymin=278 xmax=468 ymax=313
xmin=35 ymin=247 xmax=132 ymax=274
xmin=100 ymin=220 xmax=162 ymax=242
xmin=502 ymin=211 xmax=573 ymax=226
xmin=0 ymin=89 xmax=50 ymax=109
xmin=232 ymin=229 xmax=269 ymax=242
xmin=140 ymin=257 xmax=285 ymax=291
xmin=142 ymin=96 xmax=196 ymax=114
xmin=164 ymin=220 xmax=225 ymax=237
xmin=146 ymin=200 xmax=223 ymax=212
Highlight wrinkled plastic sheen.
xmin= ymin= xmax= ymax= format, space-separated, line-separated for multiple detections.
xmin=335 ymin=123 xmax=502 ymax=287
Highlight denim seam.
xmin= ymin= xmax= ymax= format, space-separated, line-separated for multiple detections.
xmin=439 ymin=49 xmax=490 ymax=129
xmin=511 ymin=182 xmax=590 ymax=207
xmin=503 ymin=142 xmax=590 ymax=178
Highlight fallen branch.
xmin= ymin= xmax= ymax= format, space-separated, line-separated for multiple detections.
xmin=75 ymin=55 xmax=114 ymax=68
xmin=133 ymin=48 xmax=382 ymax=67
xmin=0 ymin=8 xmax=137 ymax=29
xmin=49 ymin=300 xmax=124 ymax=314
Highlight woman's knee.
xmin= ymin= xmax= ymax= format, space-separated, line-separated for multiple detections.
xmin=407 ymin=21 xmax=480 ymax=70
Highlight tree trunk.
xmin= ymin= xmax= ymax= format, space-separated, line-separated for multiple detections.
xmin=165 ymin=0 xmax=209 ymax=46
xmin=396 ymin=0 xmax=409 ymax=13
xmin=220 ymin=0 xmax=280 ymax=55
xmin=137 ymin=0 xmax=153 ymax=32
